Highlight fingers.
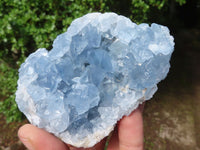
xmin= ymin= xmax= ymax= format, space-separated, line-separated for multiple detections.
xmin=93 ymin=138 xmax=106 ymax=150
xmin=18 ymin=124 xmax=105 ymax=150
xmin=107 ymin=125 xmax=119 ymax=150
xmin=18 ymin=103 xmax=144 ymax=150
xmin=18 ymin=124 xmax=69 ymax=150
xmin=118 ymin=107 xmax=144 ymax=150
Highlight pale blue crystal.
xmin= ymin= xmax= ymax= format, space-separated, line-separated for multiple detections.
xmin=15 ymin=12 xmax=174 ymax=148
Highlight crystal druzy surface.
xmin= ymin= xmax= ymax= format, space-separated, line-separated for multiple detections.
xmin=16 ymin=12 xmax=174 ymax=147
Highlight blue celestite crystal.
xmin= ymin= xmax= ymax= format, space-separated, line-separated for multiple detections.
xmin=15 ymin=12 xmax=174 ymax=147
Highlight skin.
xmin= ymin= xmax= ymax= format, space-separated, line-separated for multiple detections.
xmin=18 ymin=104 xmax=144 ymax=150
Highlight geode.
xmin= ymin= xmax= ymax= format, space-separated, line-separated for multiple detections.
xmin=15 ymin=12 xmax=174 ymax=147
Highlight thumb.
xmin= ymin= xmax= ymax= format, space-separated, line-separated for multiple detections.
xmin=18 ymin=124 xmax=69 ymax=150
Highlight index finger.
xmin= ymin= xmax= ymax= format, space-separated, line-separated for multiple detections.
xmin=118 ymin=107 xmax=144 ymax=150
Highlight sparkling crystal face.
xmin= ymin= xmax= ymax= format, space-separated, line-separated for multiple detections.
xmin=15 ymin=12 xmax=174 ymax=147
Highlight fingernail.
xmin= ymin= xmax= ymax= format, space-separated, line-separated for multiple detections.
xmin=19 ymin=136 xmax=35 ymax=150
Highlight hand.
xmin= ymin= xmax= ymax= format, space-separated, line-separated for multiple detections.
xmin=18 ymin=104 xmax=144 ymax=150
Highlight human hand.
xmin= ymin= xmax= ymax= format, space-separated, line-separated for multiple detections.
xmin=18 ymin=104 xmax=144 ymax=150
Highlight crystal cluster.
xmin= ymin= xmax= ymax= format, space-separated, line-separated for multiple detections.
xmin=15 ymin=12 xmax=174 ymax=147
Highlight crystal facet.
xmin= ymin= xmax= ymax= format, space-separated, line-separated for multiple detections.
xmin=15 ymin=12 xmax=174 ymax=148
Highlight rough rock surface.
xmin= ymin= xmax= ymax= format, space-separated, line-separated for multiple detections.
xmin=15 ymin=12 xmax=174 ymax=148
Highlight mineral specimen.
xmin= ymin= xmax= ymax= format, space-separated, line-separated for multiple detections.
xmin=15 ymin=12 xmax=174 ymax=148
